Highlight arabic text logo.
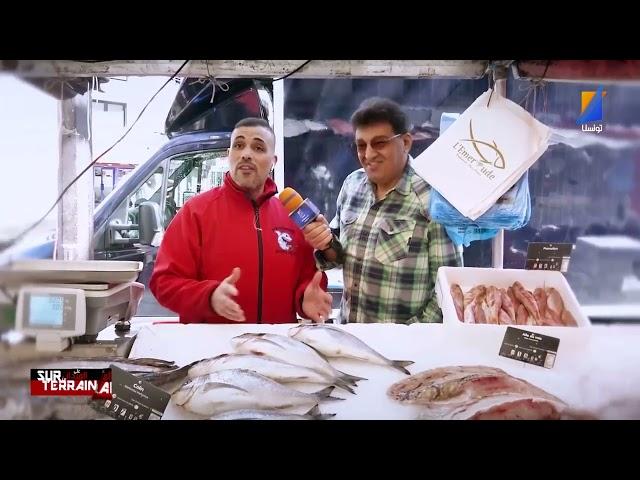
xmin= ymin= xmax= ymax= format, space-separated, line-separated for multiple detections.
xmin=577 ymin=85 xmax=606 ymax=126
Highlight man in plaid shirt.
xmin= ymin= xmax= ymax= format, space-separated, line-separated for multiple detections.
xmin=302 ymin=98 xmax=461 ymax=324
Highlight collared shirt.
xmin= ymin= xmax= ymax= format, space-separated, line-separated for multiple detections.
xmin=316 ymin=162 xmax=460 ymax=324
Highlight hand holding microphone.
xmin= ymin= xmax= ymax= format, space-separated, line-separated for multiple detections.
xmin=302 ymin=214 xmax=333 ymax=251
xmin=279 ymin=187 xmax=333 ymax=251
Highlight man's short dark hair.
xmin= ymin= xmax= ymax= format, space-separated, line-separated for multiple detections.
xmin=234 ymin=117 xmax=274 ymax=136
xmin=350 ymin=97 xmax=409 ymax=135
xmin=232 ymin=117 xmax=276 ymax=149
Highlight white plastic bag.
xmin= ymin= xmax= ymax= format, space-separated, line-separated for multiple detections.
xmin=413 ymin=89 xmax=551 ymax=220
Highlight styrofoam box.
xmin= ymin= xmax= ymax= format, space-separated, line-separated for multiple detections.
xmin=435 ymin=267 xmax=592 ymax=350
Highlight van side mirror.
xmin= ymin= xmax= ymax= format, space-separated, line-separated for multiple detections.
xmin=138 ymin=201 xmax=163 ymax=246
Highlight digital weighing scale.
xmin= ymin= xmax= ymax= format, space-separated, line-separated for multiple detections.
xmin=0 ymin=260 xmax=144 ymax=352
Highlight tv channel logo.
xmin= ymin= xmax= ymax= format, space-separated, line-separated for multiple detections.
xmin=577 ymin=85 xmax=606 ymax=133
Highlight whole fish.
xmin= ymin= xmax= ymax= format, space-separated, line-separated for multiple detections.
xmin=209 ymin=405 xmax=335 ymax=420
xmin=388 ymin=366 xmax=540 ymax=404
xmin=507 ymin=286 xmax=520 ymax=312
xmin=512 ymin=281 xmax=540 ymax=323
xmin=561 ymin=309 xmax=578 ymax=327
xmin=388 ymin=365 xmax=570 ymax=420
xmin=516 ymin=304 xmax=529 ymax=326
xmin=450 ymin=284 xmax=465 ymax=322
xmin=483 ymin=286 xmax=502 ymax=325
xmin=231 ymin=333 xmax=366 ymax=385
xmin=173 ymin=368 xmax=344 ymax=417
xmin=288 ymin=324 xmax=414 ymax=375
xmin=145 ymin=353 xmax=356 ymax=394
xmin=533 ymin=288 xmax=548 ymax=320
xmin=499 ymin=289 xmax=516 ymax=324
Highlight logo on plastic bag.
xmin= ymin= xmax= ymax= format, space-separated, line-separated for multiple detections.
xmin=453 ymin=119 xmax=506 ymax=180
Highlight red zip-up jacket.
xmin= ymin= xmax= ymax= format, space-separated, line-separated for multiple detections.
xmin=149 ymin=173 xmax=327 ymax=324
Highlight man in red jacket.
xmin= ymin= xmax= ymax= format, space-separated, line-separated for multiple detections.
xmin=150 ymin=118 xmax=332 ymax=324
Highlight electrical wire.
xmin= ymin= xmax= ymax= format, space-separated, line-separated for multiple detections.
xmin=0 ymin=60 xmax=191 ymax=255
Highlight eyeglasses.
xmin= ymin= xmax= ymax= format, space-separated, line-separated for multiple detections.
xmin=353 ymin=133 xmax=403 ymax=154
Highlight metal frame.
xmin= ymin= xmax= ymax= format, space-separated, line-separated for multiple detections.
xmin=1 ymin=60 xmax=490 ymax=79
xmin=491 ymin=67 xmax=508 ymax=269
xmin=272 ymin=80 xmax=285 ymax=192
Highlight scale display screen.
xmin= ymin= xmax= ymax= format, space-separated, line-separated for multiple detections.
xmin=29 ymin=295 xmax=65 ymax=327
xmin=15 ymin=287 xmax=86 ymax=352
xmin=19 ymin=290 xmax=79 ymax=332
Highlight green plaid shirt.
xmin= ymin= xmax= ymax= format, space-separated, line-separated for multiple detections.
xmin=316 ymin=162 xmax=461 ymax=324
